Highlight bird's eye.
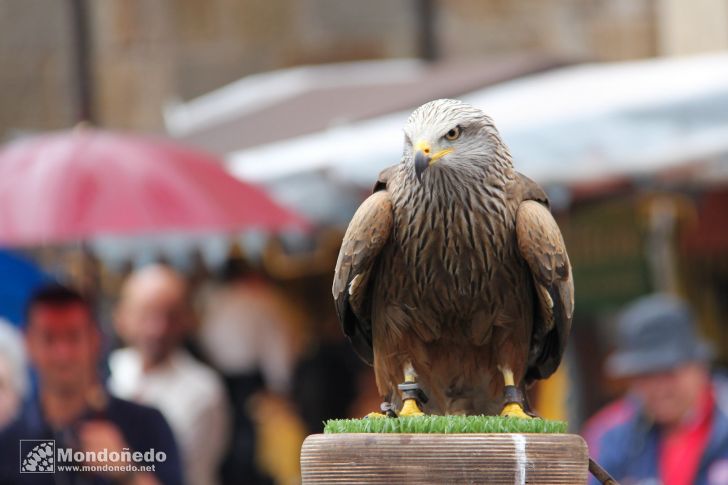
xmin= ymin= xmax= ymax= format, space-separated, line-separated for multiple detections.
xmin=444 ymin=125 xmax=462 ymax=141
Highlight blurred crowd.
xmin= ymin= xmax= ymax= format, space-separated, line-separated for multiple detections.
xmin=1 ymin=248 xmax=726 ymax=485
xmin=0 ymin=251 xmax=372 ymax=485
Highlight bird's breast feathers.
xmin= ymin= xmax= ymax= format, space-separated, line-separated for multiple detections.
xmin=386 ymin=189 xmax=523 ymax=308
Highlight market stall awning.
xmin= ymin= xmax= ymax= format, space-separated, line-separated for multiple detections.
xmin=227 ymin=52 xmax=728 ymax=189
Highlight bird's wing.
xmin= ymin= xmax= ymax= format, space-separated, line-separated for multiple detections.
xmin=332 ymin=167 xmax=395 ymax=365
xmin=515 ymin=183 xmax=574 ymax=383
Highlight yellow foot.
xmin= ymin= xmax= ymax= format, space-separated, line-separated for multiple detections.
xmin=365 ymin=412 xmax=389 ymax=419
xmin=399 ymin=399 xmax=425 ymax=417
xmin=500 ymin=402 xmax=532 ymax=419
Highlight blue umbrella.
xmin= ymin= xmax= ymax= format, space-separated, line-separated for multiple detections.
xmin=0 ymin=249 xmax=53 ymax=327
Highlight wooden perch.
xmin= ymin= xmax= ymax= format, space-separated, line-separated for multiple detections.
xmin=301 ymin=433 xmax=589 ymax=484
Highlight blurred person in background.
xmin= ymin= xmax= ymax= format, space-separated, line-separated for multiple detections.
xmin=0 ymin=284 xmax=182 ymax=484
xmin=110 ymin=264 xmax=231 ymax=485
xmin=583 ymin=293 xmax=728 ymax=485
xmin=291 ymin=314 xmax=366 ymax=434
xmin=0 ymin=318 xmax=28 ymax=429
xmin=197 ymin=257 xmax=306 ymax=484
xmin=198 ymin=257 xmax=303 ymax=396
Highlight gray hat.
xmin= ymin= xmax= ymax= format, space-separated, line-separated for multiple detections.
xmin=605 ymin=293 xmax=713 ymax=378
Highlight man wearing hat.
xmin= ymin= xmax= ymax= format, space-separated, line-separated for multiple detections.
xmin=583 ymin=293 xmax=728 ymax=485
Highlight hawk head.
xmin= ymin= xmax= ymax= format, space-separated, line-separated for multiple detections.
xmin=403 ymin=99 xmax=507 ymax=182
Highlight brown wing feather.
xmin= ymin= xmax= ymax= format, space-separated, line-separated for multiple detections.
xmin=516 ymin=200 xmax=574 ymax=382
xmin=332 ymin=173 xmax=394 ymax=365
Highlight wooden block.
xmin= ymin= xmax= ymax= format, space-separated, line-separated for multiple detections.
xmin=301 ymin=433 xmax=589 ymax=484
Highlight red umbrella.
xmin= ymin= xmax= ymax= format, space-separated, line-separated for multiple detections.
xmin=0 ymin=129 xmax=307 ymax=246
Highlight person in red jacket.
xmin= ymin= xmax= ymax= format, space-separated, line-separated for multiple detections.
xmin=583 ymin=293 xmax=728 ymax=485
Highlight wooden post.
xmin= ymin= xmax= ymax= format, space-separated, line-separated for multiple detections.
xmin=301 ymin=433 xmax=589 ymax=484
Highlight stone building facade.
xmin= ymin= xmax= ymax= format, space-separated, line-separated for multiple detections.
xmin=0 ymin=0 xmax=725 ymax=138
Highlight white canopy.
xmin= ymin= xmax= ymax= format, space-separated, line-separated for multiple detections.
xmin=227 ymin=52 xmax=728 ymax=187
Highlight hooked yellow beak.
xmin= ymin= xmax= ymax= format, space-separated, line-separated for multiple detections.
xmin=414 ymin=140 xmax=453 ymax=182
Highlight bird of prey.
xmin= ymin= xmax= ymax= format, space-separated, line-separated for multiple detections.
xmin=332 ymin=99 xmax=573 ymax=418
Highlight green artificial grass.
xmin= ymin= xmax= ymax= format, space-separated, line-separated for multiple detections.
xmin=324 ymin=415 xmax=567 ymax=434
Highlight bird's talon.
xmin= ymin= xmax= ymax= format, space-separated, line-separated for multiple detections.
xmin=380 ymin=401 xmax=398 ymax=417
xmin=365 ymin=411 xmax=388 ymax=419
xmin=399 ymin=398 xmax=425 ymax=417
xmin=500 ymin=402 xmax=532 ymax=419
xmin=364 ymin=401 xmax=397 ymax=418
